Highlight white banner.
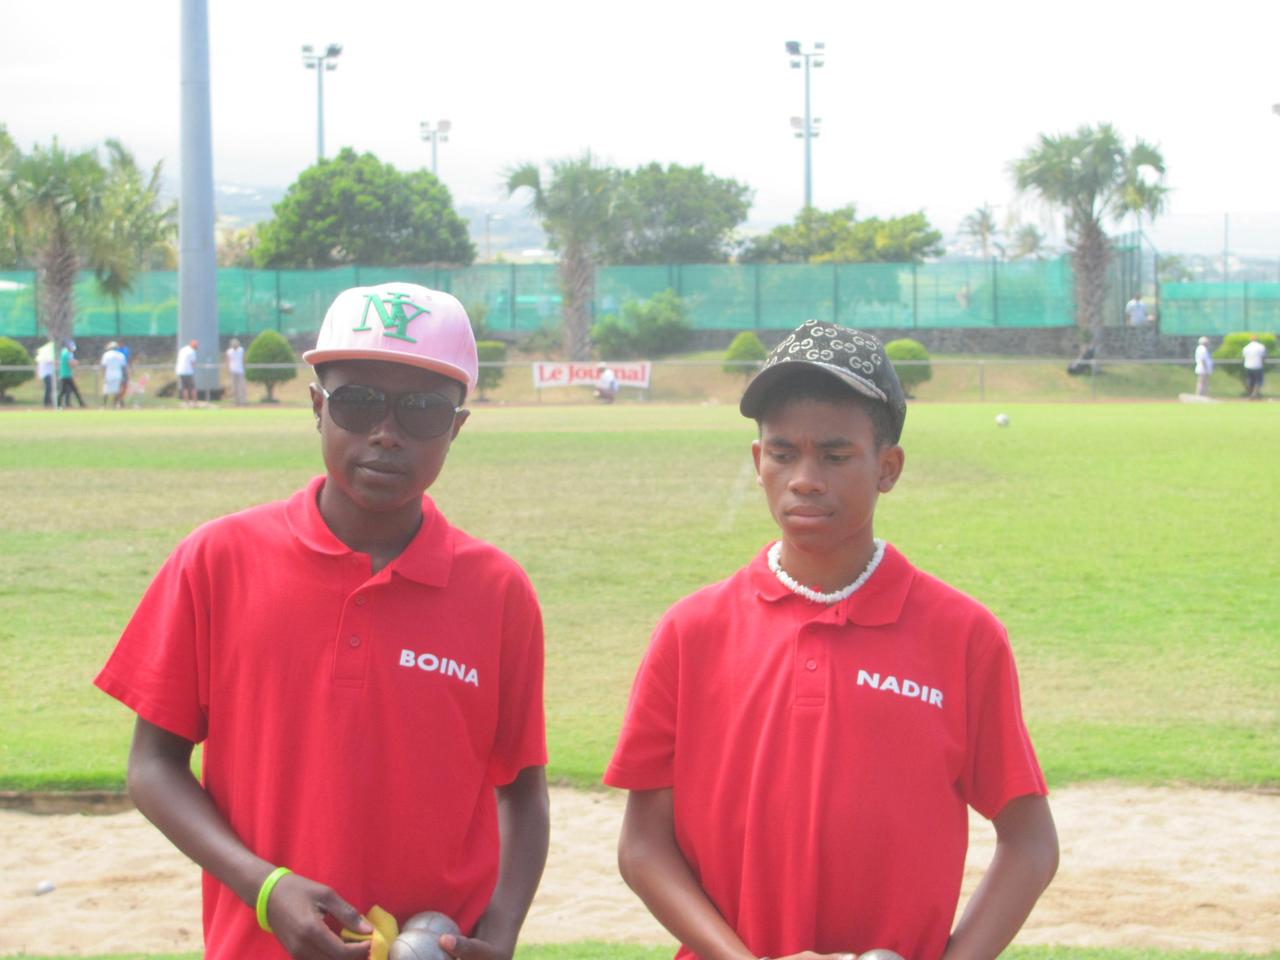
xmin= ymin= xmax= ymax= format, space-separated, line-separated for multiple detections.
xmin=532 ymin=362 xmax=652 ymax=389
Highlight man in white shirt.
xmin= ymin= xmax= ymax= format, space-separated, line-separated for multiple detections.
xmin=1124 ymin=294 xmax=1148 ymax=326
xmin=35 ymin=339 xmax=55 ymax=408
xmin=100 ymin=341 xmax=128 ymax=409
xmin=175 ymin=339 xmax=198 ymax=405
xmin=225 ymin=338 xmax=247 ymax=406
xmin=1241 ymin=335 xmax=1267 ymax=399
xmin=1193 ymin=337 xmax=1213 ymax=397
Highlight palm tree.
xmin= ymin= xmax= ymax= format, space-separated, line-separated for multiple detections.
xmin=1012 ymin=124 xmax=1166 ymax=354
xmin=1008 ymin=223 xmax=1046 ymax=261
xmin=959 ymin=204 xmax=1000 ymax=259
xmin=90 ymin=141 xmax=173 ymax=328
xmin=0 ymin=134 xmax=170 ymax=346
xmin=505 ymin=153 xmax=621 ymax=359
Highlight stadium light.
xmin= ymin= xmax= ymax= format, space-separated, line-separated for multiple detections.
xmin=785 ymin=40 xmax=826 ymax=210
xmin=484 ymin=211 xmax=504 ymax=261
xmin=421 ymin=120 xmax=451 ymax=176
xmin=301 ymin=42 xmax=342 ymax=162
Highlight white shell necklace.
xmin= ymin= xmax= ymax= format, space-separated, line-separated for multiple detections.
xmin=767 ymin=538 xmax=886 ymax=604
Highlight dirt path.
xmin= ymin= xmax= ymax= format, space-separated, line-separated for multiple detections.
xmin=1 ymin=784 xmax=1277 ymax=956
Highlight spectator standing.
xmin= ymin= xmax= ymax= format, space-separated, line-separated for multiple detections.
xmin=1242 ymin=334 xmax=1267 ymax=399
xmin=116 ymin=342 xmax=132 ymax=400
xmin=58 ymin=339 xmax=86 ymax=408
xmin=175 ymin=339 xmax=198 ymax=406
xmin=225 ymin=338 xmax=247 ymax=406
xmin=100 ymin=341 xmax=128 ymax=409
xmin=1194 ymin=337 xmax=1213 ymax=397
xmin=35 ymin=338 xmax=55 ymax=407
xmin=1124 ymin=293 xmax=1148 ymax=326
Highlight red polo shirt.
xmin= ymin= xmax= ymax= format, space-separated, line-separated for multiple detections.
xmin=96 ymin=476 xmax=545 ymax=960
xmin=605 ymin=543 xmax=1045 ymax=960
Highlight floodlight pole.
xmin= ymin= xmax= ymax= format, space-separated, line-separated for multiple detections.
xmin=302 ymin=43 xmax=342 ymax=162
xmin=420 ymin=120 xmax=451 ymax=176
xmin=786 ymin=41 xmax=825 ymax=210
xmin=179 ymin=0 xmax=218 ymax=397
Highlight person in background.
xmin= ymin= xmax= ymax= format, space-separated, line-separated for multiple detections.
xmin=175 ymin=339 xmax=199 ymax=406
xmin=1193 ymin=337 xmax=1213 ymax=397
xmin=101 ymin=341 xmax=129 ymax=409
xmin=116 ymin=341 xmax=132 ymax=404
xmin=593 ymin=364 xmax=620 ymax=403
xmin=226 ymin=338 xmax=247 ymax=406
xmin=1124 ymin=293 xmax=1148 ymax=326
xmin=35 ymin=338 xmax=56 ymax=408
xmin=1241 ymin=334 xmax=1267 ymax=400
xmin=58 ymin=339 xmax=86 ymax=408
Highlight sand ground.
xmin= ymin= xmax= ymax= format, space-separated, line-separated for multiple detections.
xmin=1 ymin=783 xmax=1277 ymax=956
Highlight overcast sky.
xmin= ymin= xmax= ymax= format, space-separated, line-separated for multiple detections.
xmin=3 ymin=0 xmax=1279 ymax=255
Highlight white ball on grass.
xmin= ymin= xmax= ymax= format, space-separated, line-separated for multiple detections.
xmin=995 ymin=413 xmax=1010 ymax=427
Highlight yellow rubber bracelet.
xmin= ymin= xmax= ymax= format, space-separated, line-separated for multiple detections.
xmin=255 ymin=866 xmax=292 ymax=933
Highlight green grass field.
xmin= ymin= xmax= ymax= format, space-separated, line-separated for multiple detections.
xmin=0 ymin=400 xmax=1276 ymax=791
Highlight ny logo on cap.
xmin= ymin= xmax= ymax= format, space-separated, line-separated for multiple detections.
xmin=352 ymin=292 xmax=428 ymax=343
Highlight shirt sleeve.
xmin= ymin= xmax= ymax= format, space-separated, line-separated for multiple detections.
xmin=486 ymin=572 xmax=547 ymax=786
xmin=93 ymin=535 xmax=211 ymax=744
xmin=603 ymin=613 xmax=680 ymax=790
xmin=959 ymin=627 xmax=1047 ymax=820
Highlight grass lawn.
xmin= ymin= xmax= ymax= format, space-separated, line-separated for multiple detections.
xmin=0 ymin=401 xmax=1277 ymax=790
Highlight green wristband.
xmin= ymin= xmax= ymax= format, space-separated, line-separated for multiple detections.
xmin=255 ymin=866 xmax=292 ymax=933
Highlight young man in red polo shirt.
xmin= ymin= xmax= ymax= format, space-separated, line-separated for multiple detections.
xmin=606 ymin=320 xmax=1058 ymax=960
xmin=96 ymin=283 xmax=549 ymax=960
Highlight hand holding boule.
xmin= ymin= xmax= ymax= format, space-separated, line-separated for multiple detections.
xmin=389 ymin=911 xmax=461 ymax=960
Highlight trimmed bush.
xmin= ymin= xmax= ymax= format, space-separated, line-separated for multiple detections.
xmin=590 ymin=289 xmax=693 ymax=359
xmin=884 ymin=338 xmax=932 ymax=396
xmin=0 ymin=337 xmax=34 ymax=400
xmin=723 ymin=331 xmax=767 ymax=377
xmin=1213 ymin=332 xmax=1277 ymax=389
xmin=475 ymin=340 xmax=507 ymax=400
xmin=244 ymin=330 xmax=298 ymax=402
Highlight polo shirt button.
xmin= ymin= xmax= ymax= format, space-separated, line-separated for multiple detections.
xmin=354 ymin=595 xmax=367 ymax=606
xmin=349 ymin=636 xmax=361 ymax=647
xmin=805 ymin=658 xmax=818 ymax=671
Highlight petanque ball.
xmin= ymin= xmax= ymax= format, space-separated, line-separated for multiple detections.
xmin=391 ymin=911 xmax=461 ymax=960
xmin=859 ymin=950 xmax=906 ymax=960
xmin=389 ymin=928 xmax=450 ymax=960
xmin=402 ymin=910 xmax=460 ymax=936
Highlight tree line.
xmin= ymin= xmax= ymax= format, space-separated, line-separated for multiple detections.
xmin=2 ymin=122 xmax=1168 ymax=359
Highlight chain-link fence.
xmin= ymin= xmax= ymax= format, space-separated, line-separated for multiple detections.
xmin=6 ymin=260 xmax=1276 ymax=341
xmin=0 ymin=260 xmax=1076 ymax=338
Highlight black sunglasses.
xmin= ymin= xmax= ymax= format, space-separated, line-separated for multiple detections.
xmin=316 ymin=383 xmax=463 ymax=440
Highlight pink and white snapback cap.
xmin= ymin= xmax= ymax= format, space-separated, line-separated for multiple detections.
xmin=302 ymin=282 xmax=478 ymax=394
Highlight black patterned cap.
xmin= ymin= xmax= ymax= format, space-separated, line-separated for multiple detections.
xmin=739 ymin=320 xmax=907 ymax=442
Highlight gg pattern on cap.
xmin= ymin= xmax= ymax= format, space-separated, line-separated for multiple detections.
xmin=739 ymin=319 xmax=908 ymax=443
xmin=765 ymin=322 xmax=889 ymax=401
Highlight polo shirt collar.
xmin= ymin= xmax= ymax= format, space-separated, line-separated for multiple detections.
xmin=285 ymin=475 xmax=454 ymax=587
xmin=751 ymin=540 xmax=914 ymax=626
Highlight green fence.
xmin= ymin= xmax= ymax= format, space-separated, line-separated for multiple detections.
xmin=1157 ymin=281 xmax=1280 ymax=335
xmin=0 ymin=259 xmax=1077 ymax=338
